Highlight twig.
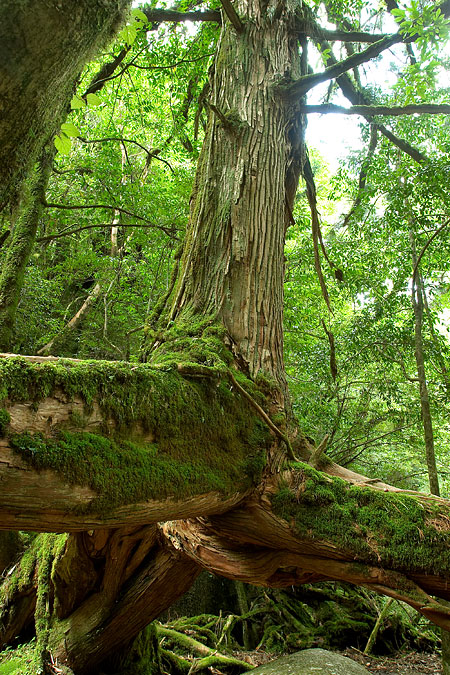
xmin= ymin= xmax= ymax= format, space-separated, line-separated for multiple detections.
xmin=412 ymin=217 xmax=450 ymax=282
xmin=228 ymin=371 xmax=297 ymax=460
xmin=37 ymin=222 xmax=179 ymax=242
xmin=300 ymin=103 xmax=450 ymax=116
xmin=77 ymin=136 xmax=174 ymax=172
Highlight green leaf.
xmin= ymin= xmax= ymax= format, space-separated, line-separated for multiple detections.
xmin=54 ymin=133 xmax=71 ymax=155
xmin=86 ymin=93 xmax=102 ymax=107
xmin=71 ymin=95 xmax=86 ymax=110
xmin=131 ymin=8 xmax=148 ymax=24
xmin=118 ymin=24 xmax=137 ymax=46
xmin=61 ymin=122 xmax=79 ymax=138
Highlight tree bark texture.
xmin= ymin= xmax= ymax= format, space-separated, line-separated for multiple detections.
xmin=2 ymin=1 xmax=450 ymax=672
xmin=168 ymin=0 xmax=303 ymax=384
xmin=409 ymin=231 xmax=440 ymax=496
xmin=2 ymin=354 xmax=450 ymax=675
xmin=0 ymin=0 xmax=130 ymax=212
xmin=0 ymin=148 xmax=53 ymax=351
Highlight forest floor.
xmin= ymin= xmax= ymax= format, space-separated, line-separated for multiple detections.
xmin=231 ymin=649 xmax=442 ymax=674
xmin=341 ymin=648 xmax=442 ymax=674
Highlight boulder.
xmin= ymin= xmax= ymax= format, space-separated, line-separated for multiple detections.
xmin=243 ymin=649 xmax=370 ymax=674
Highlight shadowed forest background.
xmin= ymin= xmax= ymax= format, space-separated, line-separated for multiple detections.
xmin=2 ymin=0 xmax=450 ymax=673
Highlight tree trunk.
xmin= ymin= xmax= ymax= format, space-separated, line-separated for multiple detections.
xmin=409 ymin=231 xmax=440 ymax=495
xmin=0 ymin=148 xmax=53 ymax=351
xmin=409 ymin=229 xmax=450 ymax=672
xmin=164 ymin=0 xmax=303 ymax=387
xmin=2 ymin=2 xmax=450 ymax=673
xmin=37 ymin=283 xmax=102 ymax=356
xmin=0 ymin=0 xmax=129 ymax=213
xmin=3 ymin=353 xmax=450 ymax=674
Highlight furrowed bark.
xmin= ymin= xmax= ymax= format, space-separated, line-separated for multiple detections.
xmin=2 ymin=0 xmax=450 ymax=671
xmin=0 ymin=527 xmax=201 ymax=674
xmin=0 ymin=0 xmax=130 ymax=212
xmin=51 ymin=529 xmax=200 ymax=673
xmin=166 ymin=0 xmax=303 ymax=385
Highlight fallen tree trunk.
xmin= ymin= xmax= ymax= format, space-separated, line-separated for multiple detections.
xmin=1 ymin=352 xmax=450 ymax=673
xmin=0 ymin=352 xmax=268 ymax=530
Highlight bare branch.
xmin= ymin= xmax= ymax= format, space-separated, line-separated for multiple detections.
xmin=42 ymin=202 xmax=179 ymax=238
xmin=299 ymin=26 xmax=390 ymax=43
xmin=302 ymin=149 xmax=332 ymax=314
xmin=311 ymin=36 xmax=428 ymax=163
xmin=301 ymin=103 xmax=450 ymax=116
xmin=412 ymin=217 xmax=450 ymax=283
xmin=83 ymin=47 xmax=131 ymax=97
xmin=283 ymin=33 xmax=401 ymax=98
xmin=77 ymin=136 xmax=174 ymax=172
xmin=37 ymin=222 xmax=179 ymax=242
xmin=128 ymin=52 xmax=215 ymax=71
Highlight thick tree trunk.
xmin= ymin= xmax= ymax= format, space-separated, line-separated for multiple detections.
xmin=0 ymin=148 xmax=53 ymax=351
xmin=0 ymin=0 xmax=129 ymax=213
xmin=165 ymin=0 xmax=303 ymax=385
xmin=2 ymin=355 xmax=450 ymax=674
xmin=2 ymin=2 xmax=450 ymax=673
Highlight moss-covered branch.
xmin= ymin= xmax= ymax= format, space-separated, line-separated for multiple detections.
xmin=0 ymin=351 xmax=270 ymax=529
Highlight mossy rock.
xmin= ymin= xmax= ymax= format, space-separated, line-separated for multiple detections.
xmin=241 ymin=649 xmax=370 ymax=674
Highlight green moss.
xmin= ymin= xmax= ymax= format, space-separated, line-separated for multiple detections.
xmin=9 ymin=430 xmax=266 ymax=514
xmin=105 ymin=623 xmax=161 ymax=675
xmin=33 ymin=534 xmax=67 ymax=670
xmin=0 ymin=642 xmax=36 ymax=675
xmin=0 ymin=550 xmax=33 ymax=608
xmin=2 ymin=354 xmax=270 ymax=513
xmin=148 ymin=319 xmax=233 ymax=371
xmin=0 ymin=322 xmax=288 ymax=513
xmin=0 ymin=408 xmax=10 ymax=436
xmin=271 ymin=463 xmax=450 ymax=576
xmin=0 ymin=534 xmax=67 ymax=674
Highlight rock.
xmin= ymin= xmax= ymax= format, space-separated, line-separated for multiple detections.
xmin=242 ymin=649 xmax=370 ymax=674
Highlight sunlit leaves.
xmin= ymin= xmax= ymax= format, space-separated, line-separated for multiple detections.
xmin=86 ymin=93 xmax=102 ymax=107
xmin=117 ymin=8 xmax=148 ymax=45
xmin=61 ymin=123 xmax=79 ymax=137
xmin=54 ymin=133 xmax=72 ymax=155
xmin=71 ymin=94 xmax=86 ymax=110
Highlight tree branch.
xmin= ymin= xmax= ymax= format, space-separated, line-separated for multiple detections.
xmin=228 ymin=371 xmax=296 ymax=460
xmin=42 ymin=201 xmax=177 ymax=236
xmin=77 ymin=137 xmax=174 ymax=172
xmin=299 ymin=26 xmax=390 ymax=43
xmin=283 ymin=33 xmax=401 ymax=97
xmin=37 ymin=222 xmax=179 ymax=243
xmin=300 ymin=103 xmax=450 ymax=116
xmin=83 ymin=47 xmax=131 ymax=97
xmin=319 ymin=28 xmax=391 ymax=43
xmin=218 ymin=0 xmax=244 ymax=32
xmin=311 ymin=35 xmax=428 ymax=163
xmin=412 ymin=218 xmax=450 ymax=283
